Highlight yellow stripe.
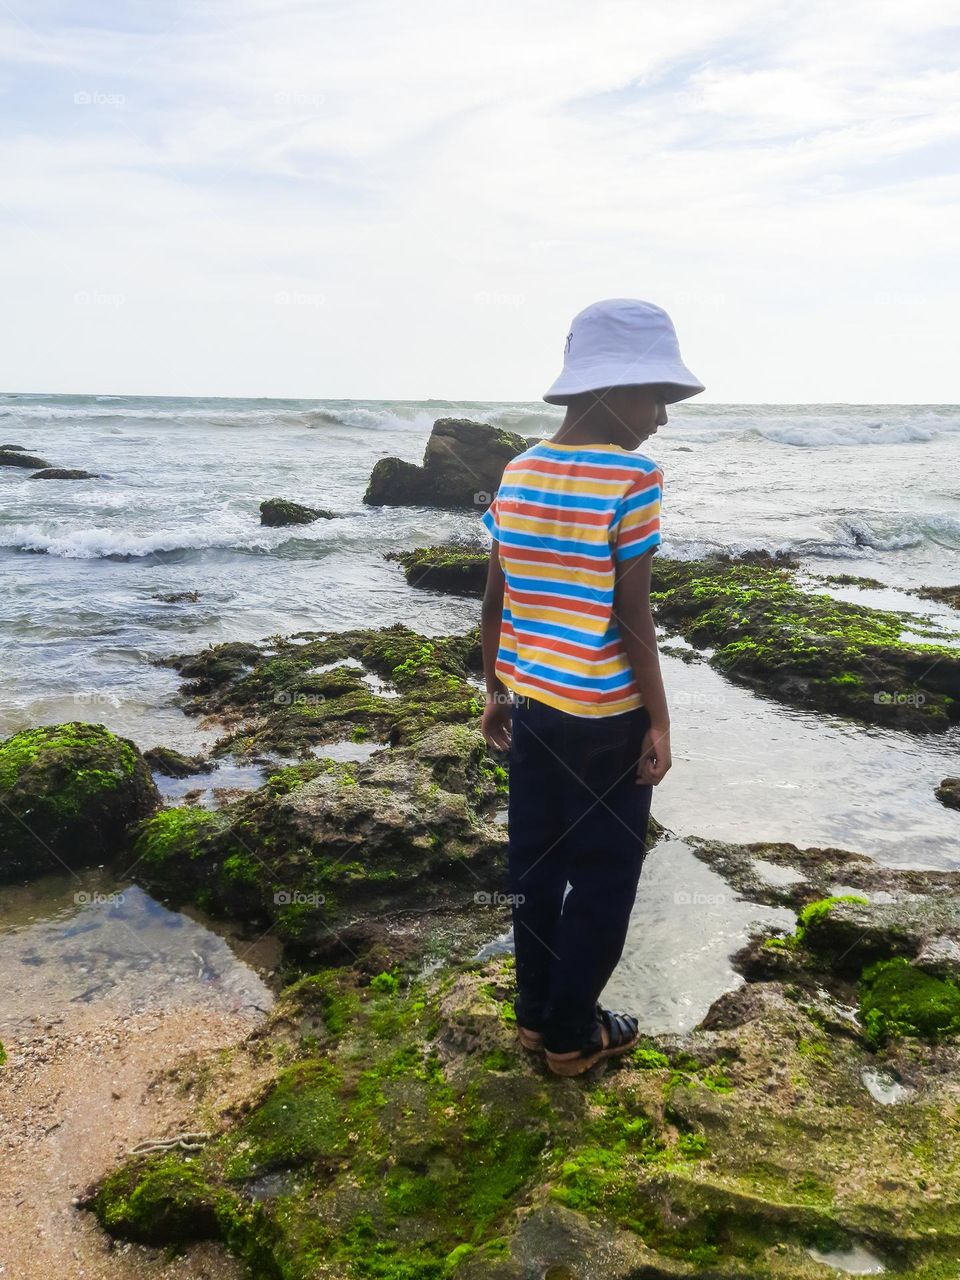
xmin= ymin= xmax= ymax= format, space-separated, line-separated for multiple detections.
xmin=503 ymin=469 xmax=628 ymax=496
xmin=507 ymin=603 xmax=609 ymax=632
xmin=508 ymin=647 xmax=634 ymax=679
xmin=499 ymin=513 xmax=613 ymax=540
xmin=500 ymin=556 xmax=614 ymax=584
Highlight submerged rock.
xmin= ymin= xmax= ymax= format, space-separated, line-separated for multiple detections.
xmin=29 ymin=467 xmax=99 ymax=479
xmin=0 ymin=448 xmax=51 ymax=469
xmin=364 ymin=418 xmax=527 ymax=509
xmin=936 ymin=776 xmax=960 ymax=809
xmin=259 ymin=497 xmax=335 ymax=527
xmin=0 ymin=722 xmax=159 ymax=882
xmin=914 ymin=584 xmax=960 ymax=612
xmin=143 ymin=745 xmax=215 ymax=777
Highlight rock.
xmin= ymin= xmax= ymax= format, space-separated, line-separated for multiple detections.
xmin=131 ymin=722 xmax=507 ymax=957
xmin=936 ymin=777 xmax=960 ymax=809
xmin=0 ymin=722 xmax=160 ymax=882
xmin=387 ymin=544 xmax=489 ymax=596
xmin=913 ymin=934 xmax=960 ymax=979
xmin=650 ymin=556 xmax=960 ymax=732
xmin=143 ymin=745 xmax=214 ymax=778
xmin=915 ymin=584 xmax=960 ymax=612
xmin=259 ymin=498 xmax=335 ymax=527
xmin=363 ymin=418 xmax=527 ymax=509
xmin=165 ymin=624 xmax=483 ymax=756
xmin=29 ymin=468 xmax=99 ymax=480
xmin=152 ymin=590 xmax=200 ymax=604
xmin=86 ymin=944 xmax=960 ymax=1278
xmin=0 ymin=448 xmax=51 ymax=468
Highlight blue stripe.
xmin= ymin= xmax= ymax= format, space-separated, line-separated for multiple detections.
xmin=504 ymin=615 xmax=622 ymax=645
xmin=532 ymin=444 xmax=660 ymax=472
xmin=615 ymin=530 xmax=661 ymax=560
xmin=496 ymin=529 xmax=613 ymax=558
xmin=507 ymin=574 xmax=613 ymax=603
xmin=512 ymin=658 xmax=635 ymax=692
xmin=498 ymin=484 xmax=619 ymax=513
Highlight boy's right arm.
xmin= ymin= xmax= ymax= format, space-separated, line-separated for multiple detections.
xmin=614 ymin=551 xmax=672 ymax=785
xmin=480 ymin=540 xmax=512 ymax=750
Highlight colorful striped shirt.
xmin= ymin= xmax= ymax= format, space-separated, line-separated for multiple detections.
xmin=481 ymin=440 xmax=663 ymax=718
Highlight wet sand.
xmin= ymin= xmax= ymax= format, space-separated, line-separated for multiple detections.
xmin=0 ymin=1003 xmax=258 ymax=1280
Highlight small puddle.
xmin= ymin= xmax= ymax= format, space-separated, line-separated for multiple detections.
xmin=310 ymin=740 xmax=383 ymax=763
xmin=0 ymin=869 xmax=278 ymax=1040
xmin=752 ymin=857 xmax=806 ymax=888
xmin=805 ymin=1244 xmax=886 ymax=1274
xmin=154 ymin=760 xmax=269 ymax=808
xmin=861 ymin=1066 xmax=914 ymax=1105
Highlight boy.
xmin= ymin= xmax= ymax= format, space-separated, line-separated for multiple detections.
xmin=480 ymin=298 xmax=704 ymax=1077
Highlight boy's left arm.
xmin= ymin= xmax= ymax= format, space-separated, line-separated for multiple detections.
xmin=480 ymin=541 xmax=511 ymax=749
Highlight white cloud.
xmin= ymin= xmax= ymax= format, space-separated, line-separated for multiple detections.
xmin=0 ymin=0 xmax=958 ymax=399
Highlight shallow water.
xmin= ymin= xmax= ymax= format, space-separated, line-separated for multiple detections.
xmin=0 ymin=869 xmax=278 ymax=1040
xmin=477 ymin=839 xmax=796 ymax=1035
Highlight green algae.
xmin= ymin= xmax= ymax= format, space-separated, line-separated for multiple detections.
xmin=87 ymin=951 xmax=960 ymax=1279
xmin=0 ymin=721 xmax=159 ymax=881
xmin=169 ymin=624 xmax=483 ymax=759
xmin=859 ymin=957 xmax=960 ymax=1047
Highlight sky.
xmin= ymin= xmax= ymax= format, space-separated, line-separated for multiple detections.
xmin=0 ymin=0 xmax=958 ymax=403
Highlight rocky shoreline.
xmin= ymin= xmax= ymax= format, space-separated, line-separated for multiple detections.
xmin=1 ymin=417 xmax=959 ymax=1278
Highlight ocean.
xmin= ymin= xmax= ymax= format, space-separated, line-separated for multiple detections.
xmin=2 ymin=394 xmax=959 ymax=875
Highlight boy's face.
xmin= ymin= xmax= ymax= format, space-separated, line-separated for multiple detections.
xmin=601 ymin=385 xmax=668 ymax=449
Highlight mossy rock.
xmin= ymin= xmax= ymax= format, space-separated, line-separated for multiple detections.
xmin=0 ymin=722 xmax=160 ymax=881
xmin=166 ymin=624 xmax=484 ymax=758
xmin=388 ymin=546 xmax=489 ymax=596
xmin=648 ymin=556 xmax=960 ymax=732
xmin=0 ymin=447 xmax=50 ymax=468
xmin=29 ymin=467 xmax=99 ymax=480
xmin=130 ymin=722 xmax=507 ymax=956
xmin=936 ymin=777 xmax=960 ymax=810
xmin=87 ymin=954 xmax=960 ymax=1278
xmin=364 ymin=419 xmax=527 ymax=509
xmin=260 ymin=498 xmax=335 ymax=527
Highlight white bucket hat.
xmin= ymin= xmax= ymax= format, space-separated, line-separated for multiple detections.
xmin=543 ymin=298 xmax=705 ymax=406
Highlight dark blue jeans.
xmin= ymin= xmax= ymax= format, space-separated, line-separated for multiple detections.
xmin=507 ymin=694 xmax=653 ymax=1053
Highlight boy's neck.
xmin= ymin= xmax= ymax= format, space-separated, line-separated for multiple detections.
xmin=549 ymin=405 xmax=618 ymax=448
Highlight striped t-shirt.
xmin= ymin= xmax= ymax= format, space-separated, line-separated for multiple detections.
xmin=481 ymin=440 xmax=663 ymax=718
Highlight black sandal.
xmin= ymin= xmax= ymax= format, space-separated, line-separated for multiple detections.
xmin=545 ymin=1006 xmax=640 ymax=1077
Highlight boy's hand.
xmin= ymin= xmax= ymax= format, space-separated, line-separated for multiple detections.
xmin=638 ymin=723 xmax=671 ymax=785
xmin=481 ymin=696 xmax=513 ymax=751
